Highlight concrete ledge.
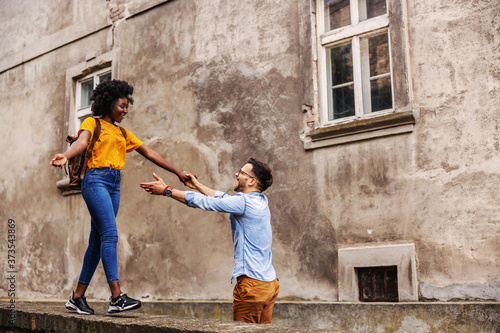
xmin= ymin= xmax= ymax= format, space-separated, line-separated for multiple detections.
xmin=273 ymin=302 xmax=500 ymax=332
xmin=2 ymin=300 xmax=499 ymax=332
xmin=0 ymin=301 xmax=319 ymax=333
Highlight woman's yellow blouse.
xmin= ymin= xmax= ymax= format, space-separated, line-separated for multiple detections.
xmin=78 ymin=117 xmax=143 ymax=170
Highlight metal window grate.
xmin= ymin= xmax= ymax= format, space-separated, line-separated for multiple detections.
xmin=356 ymin=266 xmax=398 ymax=302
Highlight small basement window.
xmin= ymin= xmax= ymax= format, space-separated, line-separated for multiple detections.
xmin=356 ymin=266 xmax=398 ymax=302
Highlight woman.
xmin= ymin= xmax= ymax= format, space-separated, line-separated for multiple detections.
xmin=50 ymin=79 xmax=190 ymax=315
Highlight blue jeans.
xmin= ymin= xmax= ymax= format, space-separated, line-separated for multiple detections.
xmin=78 ymin=168 xmax=121 ymax=285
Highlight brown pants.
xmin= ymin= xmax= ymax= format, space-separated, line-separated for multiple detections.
xmin=233 ymin=275 xmax=280 ymax=324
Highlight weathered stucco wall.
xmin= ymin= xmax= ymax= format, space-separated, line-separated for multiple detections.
xmin=407 ymin=0 xmax=500 ymax=299
xmin=310 ymin=0 xmax=500 ymax=301
xmin=0 ymin=0 xmax=499 ymax=304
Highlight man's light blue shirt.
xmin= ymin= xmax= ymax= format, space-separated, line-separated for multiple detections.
xmin=184 ymin=190 xmax=276 ymax=283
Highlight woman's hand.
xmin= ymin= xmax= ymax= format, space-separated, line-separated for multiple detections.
xmin=50 ymin=154 xmax=68 ymax=168
xmin=184 ymin=173 xmax=199 ymax=190
xmin=50 ymin=130 xmax=91 ymax=169
xmin=178 ymin=171 xmax=197 ymax=186
xmin=140 ymin=173 xmax=168 ymax=195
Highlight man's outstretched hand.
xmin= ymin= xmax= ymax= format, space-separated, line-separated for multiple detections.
xmin=140 ymin=173 xmax=167 ymax=195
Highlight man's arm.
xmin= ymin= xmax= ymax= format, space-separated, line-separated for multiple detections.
xmin=139 ymin=172 xmax=187 ymax=204
xmin=187 ymin=174 xmax=217 ymax=197
xmin=170 ymin=188 xmax=186 ymax=204
xmin=140 ymin=173 xmax=245 ymax=214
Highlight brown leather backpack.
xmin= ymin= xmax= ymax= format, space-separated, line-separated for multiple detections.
xmin=66 ymin=117 xmax=102 ymax=190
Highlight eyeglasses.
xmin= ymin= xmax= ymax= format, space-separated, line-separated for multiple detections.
xmin=237 ymin=169 xmax=255 ymax=179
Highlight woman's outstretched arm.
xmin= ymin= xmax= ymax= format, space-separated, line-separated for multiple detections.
xmin=50 ymin=131 xmax=92 ymax=167
xmin=135 ymin=144 xmax=190 ymax=185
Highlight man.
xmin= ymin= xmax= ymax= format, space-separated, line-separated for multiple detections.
xmin=140 ymin=158 xmax=279 ymax=324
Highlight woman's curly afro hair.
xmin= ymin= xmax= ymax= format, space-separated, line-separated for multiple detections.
xmin=90 ymin=79 xmax=134 ymax=117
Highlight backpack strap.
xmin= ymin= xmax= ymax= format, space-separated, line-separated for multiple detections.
xmin=79 ymin=117 xmax=102 ymax=180
xmin=119 ymin=127 xmax=127 ymax=140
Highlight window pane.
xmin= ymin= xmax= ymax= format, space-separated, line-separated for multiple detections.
xmin=359 ymin=271 xmax=373 ymax=299
xmin=332 ymin=85 xmax=355 ymax=119
xmin=357 ymin=266 xmax=398 ymax=302
xmin=99 ymin=72 xmax=111 ymax=83
xmin=370 ymin=76 xmax=392 ymax=111
xmin=386 ymin=269 xmax=398 ymax=299
xmin=368 ymin=33 xmax=390 ymax=76
xmin=80 ymin=78 xmax=94 ymax=109
xmin=359 ymin=0 xmax=387 ymax=21
xmin=329 ymin=43 xmax=353 ymax=86
xmin=328 ymin=42 xmax=355 ymax=120
xmin=374 ymin=270 xmax=385 ymax=298
xmin=361 ymin=32 xmax=392 ymax=113
xmin=324 ymin=0 xmax=350 ymax=31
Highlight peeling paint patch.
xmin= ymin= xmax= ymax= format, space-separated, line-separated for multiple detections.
xmin=420 ymin=280 xmax=500 ymax=301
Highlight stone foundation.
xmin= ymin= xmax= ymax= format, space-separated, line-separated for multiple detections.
xmin=1 ymin=300 xmax=499 ymax=332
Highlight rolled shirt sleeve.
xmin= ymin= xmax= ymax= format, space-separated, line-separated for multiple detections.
xmin=184 ymin=191 xmax=246 ymax=215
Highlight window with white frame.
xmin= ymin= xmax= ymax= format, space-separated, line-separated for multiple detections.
xmin=317 ymin=0 xmax=393 ymax=123
xmin=75 ymin=68 xmax=111 ymax=128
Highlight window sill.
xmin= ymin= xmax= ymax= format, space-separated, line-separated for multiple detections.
xmin=303 ymin=110 xmax=416 ymax=150
xmin=56 ymin=177 xmax=81 ymax=196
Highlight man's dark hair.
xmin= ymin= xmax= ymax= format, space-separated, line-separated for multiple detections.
xmin=90 ymin=79 xmax=134 ymax=117
xmin=247 ymin=158 xmax=273 ymax=192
